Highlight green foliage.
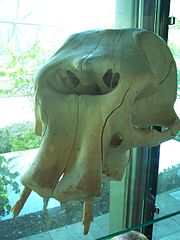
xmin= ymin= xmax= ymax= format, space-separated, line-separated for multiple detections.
xmin=10 ymin=127 xmax=41 ymax=151
xmin=0 ymin=122 xmax=41 ymax=154
xmin=0 ymin=128 xmax=12 ymax=153
xmin=0 ymin=41 xmax=51 ymax=97
xmin=0 ymin=155 xmax=20 ymax=217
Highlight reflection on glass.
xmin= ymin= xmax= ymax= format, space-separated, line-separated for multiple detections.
xmin=153 ymin=1 xmax=180 ymax=239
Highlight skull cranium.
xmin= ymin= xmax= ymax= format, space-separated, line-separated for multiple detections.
xmin=13 ymin=28 xmax=180 ymax=234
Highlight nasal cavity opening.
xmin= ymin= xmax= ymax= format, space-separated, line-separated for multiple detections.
xmin=110 ymin=134 xmax=123 ymax=148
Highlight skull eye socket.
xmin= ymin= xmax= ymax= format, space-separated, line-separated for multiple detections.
xmin=103 ymin=69 xmax=120 ymax=89
xmin=110 ymin=134 xmax=123 ymax=148
xmin=56 ymin=68 xmax=119 ymax=95
xmin=103 ymin=69 xmax=113 ymax=88
xmin=112 ymin=72 xmax=120 ymax=88
xmin=66 ymin=70 xmax=80 ymax=88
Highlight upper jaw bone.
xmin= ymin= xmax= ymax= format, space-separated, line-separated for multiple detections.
xmin=21 ymin=94 xmax=79 ymax=198
xmin=53 ymin=95 xmax=110 ymax=202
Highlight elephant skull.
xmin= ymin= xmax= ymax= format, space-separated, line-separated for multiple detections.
xmin=12 ymin=28 xmax=180 ymax=234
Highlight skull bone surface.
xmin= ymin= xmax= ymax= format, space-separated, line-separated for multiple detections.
xmin=13 ymin=28 xmax=180 ymax=234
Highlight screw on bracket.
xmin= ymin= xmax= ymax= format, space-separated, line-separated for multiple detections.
xmin=168 ymin=16 xmax=175 ymax=25
xmin=154 ymin=204 xmax=160 ymax=214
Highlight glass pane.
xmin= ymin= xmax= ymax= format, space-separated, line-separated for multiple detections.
xmin=153 ymin=0 xmax=180 ymax=239
xmin=0 ymin=1 xmax=116 ymax=239
xmin=153 ymin=212 xmax=180 ymax=239
xmin=98 ymin=210 xmax=180 ymax=240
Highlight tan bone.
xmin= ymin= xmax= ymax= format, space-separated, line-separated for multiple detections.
xmin=12 ymin=29 xmax=180 ymax=234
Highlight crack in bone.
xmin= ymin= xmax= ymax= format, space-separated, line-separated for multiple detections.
xmin=159 ymin=61 xmax=175 ymax=84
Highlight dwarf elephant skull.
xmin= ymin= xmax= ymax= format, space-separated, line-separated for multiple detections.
xmin=13 ymin=28 xmax=180 ymax=234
